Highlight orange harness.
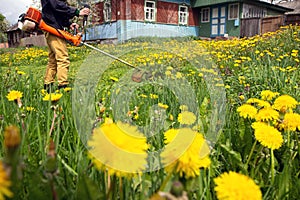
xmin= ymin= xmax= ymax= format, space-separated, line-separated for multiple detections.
xmin=38 ymin=19 xmax=82 ymax=46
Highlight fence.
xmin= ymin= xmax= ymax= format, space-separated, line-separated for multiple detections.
xmin=240 ymin=15 xmax=285 ymax=37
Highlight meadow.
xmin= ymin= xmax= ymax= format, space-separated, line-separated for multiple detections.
xmin=0 ymin=24 xmax=299 ymax=200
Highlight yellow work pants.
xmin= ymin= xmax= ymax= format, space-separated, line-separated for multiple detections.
xmin=44 ymin=32 xmax=70 ymax=87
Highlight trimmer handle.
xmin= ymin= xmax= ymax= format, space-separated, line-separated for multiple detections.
xmin=82 ymin=4 xmax=90 ymax=27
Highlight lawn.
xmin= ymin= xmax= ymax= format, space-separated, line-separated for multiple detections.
xmin=0 ymin=25 xmax=299 ymax=200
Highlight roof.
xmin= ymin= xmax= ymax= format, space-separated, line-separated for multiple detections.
xmin=192 ymin=0 xmax=293 ymax=13
xmin=278 ymin=1 xmax=300 ymax=14
xmin=159 ymin=0 xmax=191 ymax=5
xmin=6 ymin=23 xmax=19 ymax=32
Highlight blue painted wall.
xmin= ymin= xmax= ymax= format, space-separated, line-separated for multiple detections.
xmin=85 ymin=23 xmax=117 ymax=41
xmin=85 ymin=21 xmax=199 ymax=42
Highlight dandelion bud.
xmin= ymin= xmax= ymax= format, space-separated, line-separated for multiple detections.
xmin=170 ymin=181 xmax=184 ymax=197
xmin=4 ymin=125 xmax=21 ymax=149
xmin=45 ymin=140 xmax=57 ymax=173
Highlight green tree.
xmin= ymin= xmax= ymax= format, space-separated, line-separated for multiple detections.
xmin=0 ymin=13 xmax=9 ymax=43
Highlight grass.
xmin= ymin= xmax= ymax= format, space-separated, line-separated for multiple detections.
xmin=0 ymin=25 xmax=300 ymax=200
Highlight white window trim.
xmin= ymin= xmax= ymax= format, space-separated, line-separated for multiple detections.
xmin=178 ymin=5 xmax=189 ymax=25
xmin=228 ymin=3 xmax=239 ymax=20
xmin=201 ymin=7 xmax=210 ymax=23
xmin=144 ymin=0 xmax=156 ymax=22
xmin=103 ymin=1 xmax=112 ymax=22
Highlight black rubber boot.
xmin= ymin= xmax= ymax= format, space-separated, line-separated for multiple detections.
xmin=58 ymin=84 xmax=68 ymax=90
xmin=44 ymin=83 xmax=54 ymax=93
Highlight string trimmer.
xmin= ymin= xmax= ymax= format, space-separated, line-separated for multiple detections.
xmin=19 ymin=6 xmax=146 ymax=83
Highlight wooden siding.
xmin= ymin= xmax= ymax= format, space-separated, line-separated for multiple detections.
xmin=131 ymin=0 xmax=144 ymax=21
xmin=95 ymin=0 xmax=197 ymax=25
xmin=240 ymin=15 xmax=284 ymax=37
xmin=261 ymin=16 xmax=284 ymax=34
xmin=157 ymin=1 xmax=180 ymax=24
xmin=240 ymin=18 xmax=260 ymax=37
xmin=286 ymin=14 xmax=300 ymax=25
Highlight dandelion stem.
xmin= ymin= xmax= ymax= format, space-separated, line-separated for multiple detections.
xmin=270 ymin=149 xmax=275 ymax=184
xmin=159 ymin=171 xmax=173 ymax=192
xmin=57 ymin=154 xmax=78 ymax=176
xmin=49 ymin=108 xmax=57 ymax=137
xmin=287 ymin=130 xmax=291 ymax=148
xmin=245 ymin=140 xmax=257 ymax=171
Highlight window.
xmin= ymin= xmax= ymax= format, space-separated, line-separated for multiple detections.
xmin=179 ymin=5 xmax=188 ymax=25
xmin=201 ymin=8 xmax=210 ymax=23
xmin=103 ymin=1 xmax=111 ymax=22
xmin=144 ymin=1 xmax=156 ymax=22
xmin=229 ymin=3 xmax=239 ymax=20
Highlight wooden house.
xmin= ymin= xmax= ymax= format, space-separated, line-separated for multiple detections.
xmin=278 ymin=0 xmax=300 ymax=25
xmin=6 ymin=23 xmax=24 ymax=48
xmin=6 ymin=23 xmax=45 ymax=48
xmin=194 ymin=0 xmax=292 ymax=38
xmin=86 ymin=0 xmax=199 ymax=42
xmin=86 ymin=0 xmax=292 ymax=42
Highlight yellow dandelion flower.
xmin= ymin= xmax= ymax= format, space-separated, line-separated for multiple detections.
xmin=140 ymin=94 xmax=147 ymax=98
xmin=161 ymin=128 xmax=211 ymax=178
xmin=178 ymin=111 xmax=196 ymax=125
xmin=252 ymin=122 xmax=283 ymax=150
xmin=63 ymin=87 xmax=72 ymax=92
xmin=150 ymin=94 xmax=159 ymax=99
xmin=26 ymin=107 xmax=35 ymax=112
xmin=179 ymin=105 xmax=188 ymax=111
xmin=88 ymin=119 xmax=149 ymax=177
xmin=165 ymin=70 xmax=172 ymax=76
xmin=0 ymin=161 xmax=13 ymax=200
xmin=110 ymin=76 xmax=119 ymax=82
xmin=176 ymin=72 xmax=183 ymax=79
xmin=282 ymin=113 xmax=300 ymax=131
xmin=214 ymin=171 xmax=262 ymax=200
xmin=247 ymin=98 xmax=271 ymax=108
xmin=255 ymin=107 xmax=279 ymax=122
xmin=40 ymin=89 xmax=47 ymax=96
xmin=6 ymin=90 xmax=23 ymax=101
xmin=237 ymin=104 xmax=257 ymax=119
xmin=43 ymin=93 xmax=63 ymax=102
xmin=239 ymin=95 xmax=245 ymax=101
xmin=158 ymin=103 xmax=169 ymax=109
xmin=273 ymin=95 xmax=298 ymax=112
xmin=17 ymin=71 xmax=26 ymax=75
xmin=260 ymin=90 xmax=279 ymax=101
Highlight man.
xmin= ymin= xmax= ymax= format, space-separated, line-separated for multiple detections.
xmin=41 ymin=0 xmax=90 ymax=91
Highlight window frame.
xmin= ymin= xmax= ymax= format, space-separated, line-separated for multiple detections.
xmin=103 ymin=1 xmax=112 ymax=22
xmin=178 ymin=5 xmax=189 ymax=25
xmin=144 ymin=0 xmax=156 ymax=22
xmin=201 ymin=7 xmax=210 ymax=23
xmin=228 ymin=3 xmax=239 ymax=20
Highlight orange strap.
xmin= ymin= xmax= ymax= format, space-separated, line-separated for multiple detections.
xmin=39 ymin=20 xmax=82 ymax=46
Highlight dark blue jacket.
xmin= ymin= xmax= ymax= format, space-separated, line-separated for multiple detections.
xmin=41 ymin=0 xmax=79 ymax=30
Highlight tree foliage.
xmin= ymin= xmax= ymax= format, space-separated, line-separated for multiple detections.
xmin=0 ymin=13 xmax=9 ymax=42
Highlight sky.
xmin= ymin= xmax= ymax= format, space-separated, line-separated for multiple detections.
xmin=0 ymin=0 xmax=35 ymax=25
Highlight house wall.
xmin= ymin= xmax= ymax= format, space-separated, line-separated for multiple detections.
xmin=286 ymin=14 xmax=300 ymax=25
xmin=199 ymin=3 xmax=241 ymax=38
xmin=88 ymin=0 xmax=198 ymax=42
xmin=85 ymin=20 xmax=198 ymax=42
xmin=118 ymin=20 xmax=198 ymax=41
